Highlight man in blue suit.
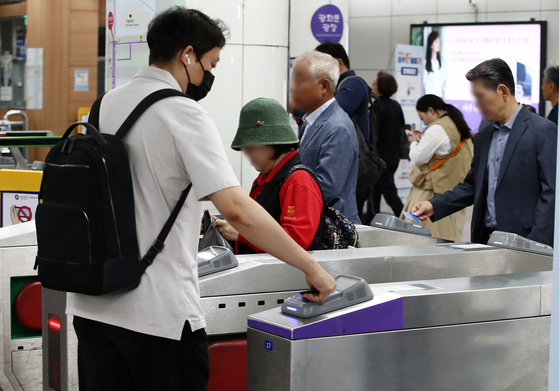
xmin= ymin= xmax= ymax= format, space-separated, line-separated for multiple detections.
xmin=291 ymin=51 xmax=361 ymax=224
xmin=412 ymin=58 xmax=556 ymax=246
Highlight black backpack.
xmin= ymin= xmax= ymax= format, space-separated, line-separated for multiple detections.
xmin=281 ymin=164 xmax=358 ymax=249
xmin=35 ymin=89 xmax=193 ymax=295
xmin=335 ymin=76 xmax=386 ymax=195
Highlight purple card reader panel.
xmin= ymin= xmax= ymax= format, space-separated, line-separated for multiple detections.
xmin=248 ymin=296 xmax=404 ymax=340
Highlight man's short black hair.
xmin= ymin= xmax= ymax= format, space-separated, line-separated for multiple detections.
xmin=147 ymin=7 xmax=228 ymax=65
xmin=271 ymin=143 xmax=299 ymax=160
xmin=466 ymin=58 xmax=515 ymax=96
xmin=315 ymin=43 xmax=350 ymax=69
xmin=377 ymin=71 xmax=398 ymax=97
xmin=544 ymin=65 xmax=559 ymax=89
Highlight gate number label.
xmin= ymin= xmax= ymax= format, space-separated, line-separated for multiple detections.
xmin=264 ymin=339 xmax=273 ymax=353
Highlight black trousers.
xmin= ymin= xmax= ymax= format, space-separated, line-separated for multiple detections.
xmin=479 ymin=226 xmax=496 ymax=245
xmin=357 ymin=188 xmax=375 ymax=226
xmin=73 ymin=316 xmax=209 ymax=391
xmin=372 ymin=164 xmax=404 ymax=217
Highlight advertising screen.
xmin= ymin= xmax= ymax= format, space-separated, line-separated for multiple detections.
xmin=410 ymin=22 xmax=546 ymax=132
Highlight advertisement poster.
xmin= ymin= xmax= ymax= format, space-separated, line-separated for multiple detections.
xmin=25 ymin=48 xmax=43 ymax=109
xmin=393 ymin=44 xmax=424 ymax=201
xmin=0 ymin=191 xmax=39 ymax=227
xmin=411 ymin=23 xmax=543 ymax=131
xmin=74 ymin=69 xmax=89 ymax=91
xmin=0 ymin=53 xmax=13 ymax=101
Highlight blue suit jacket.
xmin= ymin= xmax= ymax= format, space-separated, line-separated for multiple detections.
xmin=299 ymin=100 xmax=361 ymax=224
xmin=430 ymin=106 xmax=557 ymax=246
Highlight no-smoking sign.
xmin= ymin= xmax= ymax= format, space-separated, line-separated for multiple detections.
xmin=1 ymin=191 xmax=39 ymax=227
xmin=17 ymin=206 xmax=32 ymax=223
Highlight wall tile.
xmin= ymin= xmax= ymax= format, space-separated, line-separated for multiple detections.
xmin=244 ymin=0 xmax=289 ymax=46
xmin=485 ymin=10 xmax=541 ymax=22
xmin=198 ymin=44 xmax=244 ymax=184
xmin=541 ymin=0 xmax=559 ymax=11
xmin=184 ymin=0 xmax=244 ymax=45
xmin=349 ymin=0 xmax=391 ymax=18
xmin=241 ymin=45 xmax=289 ymax=188
xmin=392 ymin=0 xmax=437 ymax=16
xmin=438 ymin=0 xmax=488 ymax=14
xmin=243 ymin=46 xmax=289 ymax=106
xmin=486 ymin=0 xmax=541 ymax=12
xmin=436 ymin=13 xmax=479 ymax=24
xmin=543 ymin=11 xmax=559 ymax=67
xmin=349 ymin=17 xmax=392 ymax=71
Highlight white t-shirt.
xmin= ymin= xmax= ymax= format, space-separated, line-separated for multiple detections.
xmin=409 ymin=124 xmax=452 ymax=166
xmin=66 ymin=67 xmax=240 ymax=340
xmin=423 ymin=59 xmax=446 ymax=97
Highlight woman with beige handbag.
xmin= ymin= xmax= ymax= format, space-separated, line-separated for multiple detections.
xmin=400 ymin=95 xmax=474 ymax=242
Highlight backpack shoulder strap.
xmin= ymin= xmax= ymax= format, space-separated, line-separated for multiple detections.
xmin=281 ymin=164 xmax=326 ymax=205
xmin=141 ymin=183 xmax=192 ymax=267
xmin=87 ymin=92 xmax=107 ymax=130
xmin=116 ymin=89 xmax=192 ymax=139
xmin=337 ymin=75 xmax=370 ymax=96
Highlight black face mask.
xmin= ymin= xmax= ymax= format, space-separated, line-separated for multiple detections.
xmin=184 ymin=60 xmax=214 ymax=101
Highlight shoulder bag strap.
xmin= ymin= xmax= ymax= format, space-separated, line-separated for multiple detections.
xmin=427 ymin=139 xmax=466 ymax=173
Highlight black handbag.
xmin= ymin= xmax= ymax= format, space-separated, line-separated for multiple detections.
xmin=198 ymin=210 xmax=233 ymax=251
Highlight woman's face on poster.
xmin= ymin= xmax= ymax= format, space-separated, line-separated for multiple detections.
xmin=431 ymin=37 xmax=440 ymax=53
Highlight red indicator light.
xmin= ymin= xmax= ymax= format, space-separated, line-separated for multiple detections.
xmin=48 ymin=319 xmax=60 ymax=330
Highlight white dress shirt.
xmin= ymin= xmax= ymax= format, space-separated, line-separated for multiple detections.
xmin=66 ymin=67 xmax=240 ymax=340
xmin=300 ymin=97 xmax=336 ymax=143
xmin=409 ymin=124 xmax=452 ymax=165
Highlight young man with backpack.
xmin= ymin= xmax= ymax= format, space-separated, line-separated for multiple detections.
xmin=60 ymin=7 xmax=335 ymax=391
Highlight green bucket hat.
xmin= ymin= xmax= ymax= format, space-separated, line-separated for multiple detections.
xmin=231 ymin=97 xmax=299 ymax=151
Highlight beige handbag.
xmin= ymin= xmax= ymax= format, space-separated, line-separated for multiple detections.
xmin=408 ymin=164 xmax=427 ymax=186
xmin=408 ymin=139 xmax=465 ymax=186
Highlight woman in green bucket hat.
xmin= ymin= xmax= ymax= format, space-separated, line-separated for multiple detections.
xmin=213 ymin=97 xmax=324 ymax=254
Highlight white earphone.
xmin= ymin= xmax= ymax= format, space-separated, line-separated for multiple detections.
xmin=186 ymin=54 xmax=191 ymax=65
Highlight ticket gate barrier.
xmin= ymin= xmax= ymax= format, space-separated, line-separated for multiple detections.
xmin=0 ymin=222 xmax=45 ymax=391
xmin=247 ymin=272 xmax=552 ymax=391
xmin=1 ymin=222 xmax=553 ymax=390
xmin=0 ymin=221 xmax=444 ymax=391
xmin=42 ymin=240 xmax=553 ymax=391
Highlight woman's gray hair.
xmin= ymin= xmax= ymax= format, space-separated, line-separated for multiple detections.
xmin=544 ymin=65 xmax=559 ymax=89
xmin=293 ymin=51 xmax=340 ymax=93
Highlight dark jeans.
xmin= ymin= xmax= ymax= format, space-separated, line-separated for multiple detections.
xmin=372 ymin=164 xmax=404 ymax=217
xmin=73 ymin=316 xmax=209 ymax=391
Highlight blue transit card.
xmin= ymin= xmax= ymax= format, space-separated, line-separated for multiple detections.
xmin=403 ymin=211 xmax=422 ymax=222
